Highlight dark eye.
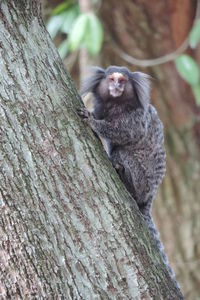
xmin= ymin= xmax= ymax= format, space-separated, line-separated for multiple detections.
xmin=119 ymin=79 xmax=125 ymax=84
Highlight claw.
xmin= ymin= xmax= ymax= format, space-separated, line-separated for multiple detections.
xmin=77 ymin=108 xmax=89 ymax=119
xmin=114 ymin=163 xmax=124 ymax=172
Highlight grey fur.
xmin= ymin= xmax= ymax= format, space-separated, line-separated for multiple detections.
xmin=80 ymin=65 xmax=177 ymax=283
xmin=80 ymin=67 xmax=105 ymax=96
xmin=130 ymin=72 xmax=151 ymax=109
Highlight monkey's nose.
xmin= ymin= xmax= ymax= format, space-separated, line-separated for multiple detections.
xmin=114 ymin=81 xmax=120 ymax=88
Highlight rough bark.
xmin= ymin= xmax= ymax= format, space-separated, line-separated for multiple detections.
xmin=100 ymin=0 xmax=200 ymax=299
xmin=0 ymin=1 xmax=184 ymax=299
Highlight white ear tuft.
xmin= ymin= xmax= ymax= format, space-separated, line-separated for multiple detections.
xmin=131 ymin=72 xmax=151 ymax=109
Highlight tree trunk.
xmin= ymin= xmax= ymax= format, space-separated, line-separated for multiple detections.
xmin=0 ymin=1 xmax=184 ymax=299
xmin=100 ymin=0 xmax=199 ymax=298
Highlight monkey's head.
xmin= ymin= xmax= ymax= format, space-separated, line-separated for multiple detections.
xmin=81 ymin=65 xmax=151 ymax=109
xmin=106 ymin=71 xmax=128 ymax=98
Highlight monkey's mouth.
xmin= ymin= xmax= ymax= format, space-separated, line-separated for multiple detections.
xmin=109 ymin=87 xmax=123 ymax=98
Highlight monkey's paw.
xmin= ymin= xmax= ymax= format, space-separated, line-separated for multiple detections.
xmin=77 ymin=108 xmax=90 ymax=119
xmin=114 ymin=163 xmax=124 ymax=171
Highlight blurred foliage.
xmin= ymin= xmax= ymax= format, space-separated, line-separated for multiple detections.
xmin=47 ymin=1 xmax=200 ymax=107
xmin=46 ymin=0 xmax=103 ymax=59
xmin=175 ymin=20 xmax=200 ymax=105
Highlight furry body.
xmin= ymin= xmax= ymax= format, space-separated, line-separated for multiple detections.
xmin=79 ymin=66 xmax=176 ymax=280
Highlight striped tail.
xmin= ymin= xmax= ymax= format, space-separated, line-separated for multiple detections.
xmin=139 ymin=199 xmax=179 ymax=287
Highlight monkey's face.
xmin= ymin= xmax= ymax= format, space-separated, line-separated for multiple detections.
xmin=107 ymin=72 xmax=128 ymax=98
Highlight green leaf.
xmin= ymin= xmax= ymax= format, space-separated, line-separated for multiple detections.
xmin=189 ymin=20 xmax=200 ymax=49
xmin=52 ymin=2 xmax=69 ymax=15
xmin=47 ymin=12 xmax=68 ymax=39
xmin=68 ymin=14 xmax=89 ymax=51
xmin=84 ymin=13 xmax=103 ymax=55
xmin=58 ymin=39 xmax=69 ymax=59
xmin=192 ymin=85 xmax=200 ymax=105
xmin=175 ymin=54 xmax=199 ymax=86
xmin=60 ymin=5 xmax=79 ymax=34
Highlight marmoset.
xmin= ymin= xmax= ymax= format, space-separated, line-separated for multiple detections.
xmin=78 ymin=65 xmax=175 ymax=281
